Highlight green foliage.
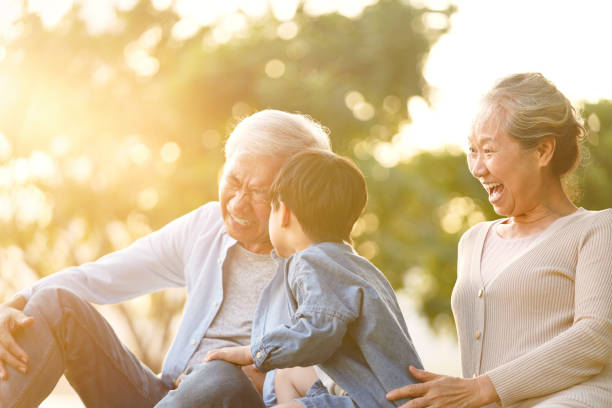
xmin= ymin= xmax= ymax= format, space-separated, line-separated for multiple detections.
xmin=576 ymin=101 xmax=612 ymax=210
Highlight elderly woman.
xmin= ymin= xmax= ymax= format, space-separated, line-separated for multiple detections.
xmin=387 ymin=73 xmax=611 ymax=407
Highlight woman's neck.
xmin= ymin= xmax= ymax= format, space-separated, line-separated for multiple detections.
xmin=500 ymin=179 xmax=577 ymax=238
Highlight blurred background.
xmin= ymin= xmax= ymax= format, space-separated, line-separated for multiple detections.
xmin=1 ymin=0 xmax=611 ymax=406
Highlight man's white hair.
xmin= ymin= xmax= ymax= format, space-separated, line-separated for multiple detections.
xmin=224 ymin=109 xmax=331 ymax=160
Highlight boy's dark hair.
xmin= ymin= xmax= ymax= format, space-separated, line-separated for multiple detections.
xmin=270 ymin=149 xmax=367 ymax=244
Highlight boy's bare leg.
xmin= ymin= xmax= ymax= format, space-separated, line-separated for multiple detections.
xmin=274 ymin=401 xmax=305 ymax=408
xmin=274 ymin=366 xmax=318 ymax=403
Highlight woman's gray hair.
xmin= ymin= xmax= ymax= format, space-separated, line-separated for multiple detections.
xmin=473 ymin=72 xmax=586 ymax=177
xmin=224 ymin=109 xmax=331 ymax=160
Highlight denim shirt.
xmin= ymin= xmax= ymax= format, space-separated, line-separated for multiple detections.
xmin=19 ymin=202 xmax=243 ymax=386
xmin=251 ymin=242 xmax=423 ymax=407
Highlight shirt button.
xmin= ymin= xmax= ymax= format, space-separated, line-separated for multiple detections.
xmin=217 ymin=258 xmax=223 ymax=265
xmin=212 ymin=301 xmax=219 ymax=307
xmin=190 ymin=338 xmax=196 ymax=345
xmin=256 ymin=352 xmax=262 ymax=359
xmin=478 ymin=288 xmax=483 ymax=298
xmin=475 ymin=330 xmax=481 ymax=340
xmin=473 ymin=373 xmax=477 ymax=378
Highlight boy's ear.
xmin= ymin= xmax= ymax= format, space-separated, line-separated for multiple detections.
xmin=279 ymin=201 xmax=292 ymax=228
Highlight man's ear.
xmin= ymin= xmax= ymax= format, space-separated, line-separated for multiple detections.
xmin=537 ymin=137 xmax=556 ymax=167
xmin=279 ymin=201 xmax=292 ymax=228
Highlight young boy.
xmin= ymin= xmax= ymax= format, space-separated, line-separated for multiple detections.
xmin=205 ymin=149 xmax=423 ymax=407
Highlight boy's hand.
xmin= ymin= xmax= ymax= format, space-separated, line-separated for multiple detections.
xmin=204 ymin=345 xmax=253 ymax=366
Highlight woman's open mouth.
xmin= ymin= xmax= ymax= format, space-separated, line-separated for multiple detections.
xmin=483 ymin=182 xmax=504 ymax=204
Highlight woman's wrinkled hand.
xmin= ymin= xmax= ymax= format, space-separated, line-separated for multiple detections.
xmin=386 ymin=366 xmax=499 ymax=408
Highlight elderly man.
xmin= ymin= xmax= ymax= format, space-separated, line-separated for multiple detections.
xmin=0 ymin=110 xmax=331 ymax=407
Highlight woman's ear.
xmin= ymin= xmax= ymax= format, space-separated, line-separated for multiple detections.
xmin=537 ymin=137 xmax=556 ymax=167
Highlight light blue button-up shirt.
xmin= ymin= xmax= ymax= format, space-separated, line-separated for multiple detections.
xmin=251 ymin=242 xmax=424 ymax=407
xmin=19 ymin=202 xmax=245 ymax=386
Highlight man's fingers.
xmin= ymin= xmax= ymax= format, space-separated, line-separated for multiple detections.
xmin=0 ymin=348 xmax=27 ymax=374
xmin=0 ymin=330 xmax=30 ymax=365
xmin=0 ymin=361 xmax=6 ymax=380
xmin=409 ymin=365 xmax=439 ymax=381
xmin=5 ymin=337 xmax=29 ymax=365
xmin=17 ymin=316 xmax=34 ymax=329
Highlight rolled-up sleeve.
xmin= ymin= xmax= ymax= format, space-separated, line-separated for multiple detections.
xmin=252 ymin=256 xmax=360 ymax=372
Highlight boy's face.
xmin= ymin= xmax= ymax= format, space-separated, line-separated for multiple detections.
xmin=268 ymin=201 xmax=293 ymax=258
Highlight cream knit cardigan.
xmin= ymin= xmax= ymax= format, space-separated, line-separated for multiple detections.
xmin=451 ymin=208 xmax=612 ymax=407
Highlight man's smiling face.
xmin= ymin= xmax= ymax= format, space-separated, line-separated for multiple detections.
xmin=219 ymin=152 xmax=284 ymax=254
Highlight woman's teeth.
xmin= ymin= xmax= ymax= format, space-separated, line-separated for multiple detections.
xmin=483 ymin=183 xmax=502 ymax=195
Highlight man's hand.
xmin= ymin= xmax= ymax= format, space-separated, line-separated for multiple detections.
xmin=204 ymin=345 xmax=253 ymax=366
xmin=0 ymin=298 xmax=34 ymax=380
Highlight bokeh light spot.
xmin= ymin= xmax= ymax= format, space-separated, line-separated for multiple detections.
xmin=160 ymin=142 xmax=181 ymax=163
xmin=352 ymin=101 xmax=375 ymax=121
xmin=265 ymin=59 xmax=286 ymax=78
xmin=0 ymin=132 xmax=12 ymax=161
xmin=277 ymin=21 xmax=299 ymax=40
xmin=344 ymin=91 xmax=364 ymax=110
xmin=138 ymin=188 xmax=159 ymax=211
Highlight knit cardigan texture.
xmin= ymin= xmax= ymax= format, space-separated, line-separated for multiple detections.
xmin=451 ymin=208 xmax=612 ymax=407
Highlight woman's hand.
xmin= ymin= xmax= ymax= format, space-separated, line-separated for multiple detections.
xmin=204 ymin=345 xmax=254 ymax=366
xmin=386 ymin=366 xmax=499 ymax=408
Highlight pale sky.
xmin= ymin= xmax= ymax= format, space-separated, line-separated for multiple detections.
xmin=398 ymin=0 xmax=612 ymax=155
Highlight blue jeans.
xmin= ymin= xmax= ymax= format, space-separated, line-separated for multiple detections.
xmin=297 ymin=380 xmax=358 ymax=408
xmin=0 ymin=287 xmax=265 ymax=408
xmin=155 ymin=361 xmax=266 ymax=408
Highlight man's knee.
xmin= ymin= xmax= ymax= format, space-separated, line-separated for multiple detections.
xmin=158 ymin=360 xmax=265 ymax=408
xmin=25 ymin=287 xmax=86 ymax=328
xmin=27 ymin=287 xmax=81 ymax=309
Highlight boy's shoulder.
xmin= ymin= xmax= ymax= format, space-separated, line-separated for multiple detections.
xmin=293 ymin=242 xmax=354 ymax=265
xmin=290 ymin=241 xmax=381 ymax=281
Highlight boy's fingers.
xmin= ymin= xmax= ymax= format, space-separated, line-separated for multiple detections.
xmin=204 ymin=349 xmax=227 ymax=362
